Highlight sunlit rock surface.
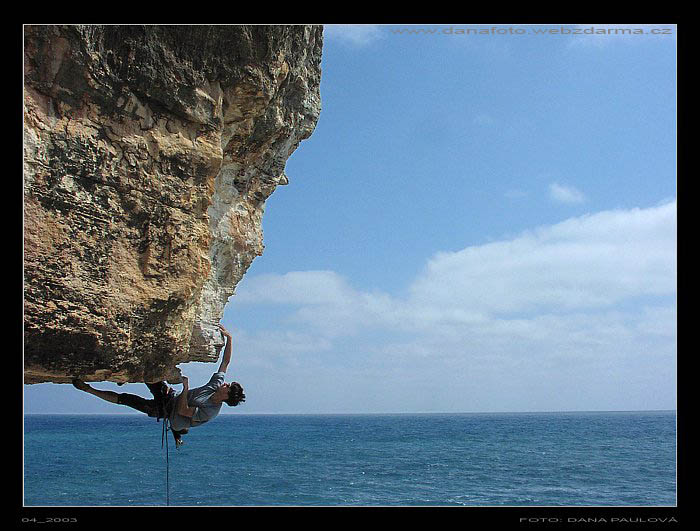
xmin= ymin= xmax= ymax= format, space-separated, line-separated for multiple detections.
xmin=23 ymin=25 xmax=322 ymax=384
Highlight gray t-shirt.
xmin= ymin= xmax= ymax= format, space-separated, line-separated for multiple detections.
xmin=169 ymin=372 xmax=225 ymax=431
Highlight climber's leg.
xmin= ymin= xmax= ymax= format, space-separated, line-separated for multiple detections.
xmin=72 ymin=378 xmax=157 ymax=416
xmin=71 ymin=378 xmax=119 ymax=403
xmin=116 ymin=392 xmax=157 ymax=416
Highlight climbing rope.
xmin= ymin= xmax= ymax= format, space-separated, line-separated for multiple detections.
xmin=161 ymin=416 xmax=170 ymax=506
xmin=158 ymin=389 xmax=183 ymax=506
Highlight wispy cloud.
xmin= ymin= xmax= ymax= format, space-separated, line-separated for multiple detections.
xmin=233 ymin=200 xmax=675 ymax=337
xmin=323 ymin=24 xmax=384 ymax=48
xmin=225 ymin=201 xmax=676 ymax=411
xmin=410 ymin=201 xmax=675 ymax=314
xmin=549 ymin=182 xmax=586 ymax=204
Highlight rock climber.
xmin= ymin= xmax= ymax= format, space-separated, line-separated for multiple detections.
xmin=72 ymin=323 xmax=245 ymax=447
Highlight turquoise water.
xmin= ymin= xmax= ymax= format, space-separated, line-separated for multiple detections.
xmin=24 ymin=411 xmax=676 ymax=506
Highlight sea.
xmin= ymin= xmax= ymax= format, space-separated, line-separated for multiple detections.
xmin=23 ymin=411 xmax=676 ymax=507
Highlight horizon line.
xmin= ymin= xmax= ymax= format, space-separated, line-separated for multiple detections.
xmin=24 ymin=408 xmax=677 ymax=416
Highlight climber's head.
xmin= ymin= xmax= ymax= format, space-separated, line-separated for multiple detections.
xmin=224 ymin=381 xmax=245 ymax=407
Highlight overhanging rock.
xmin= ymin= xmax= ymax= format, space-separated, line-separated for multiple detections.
xmin=23 ymin=25 xmax=322 ymax=384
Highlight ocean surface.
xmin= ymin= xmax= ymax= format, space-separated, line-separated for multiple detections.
xmin=24 ymin=411 xmax=676 ymax=507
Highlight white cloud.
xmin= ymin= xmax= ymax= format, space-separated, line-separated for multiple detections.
xmin=549 ymin=182 xmax=586 ymax=204
xmin=234 ymin=270 xmax=354 ymax=305
xmin=228 ymin=201 xmax=676 ymax=411
xmin=323 ymin=24 xmax=384 ymax=47
xmin=412 ymin=201 xmax=675 ymax=316
xmin=235 ymin=201 xmax=675 ymax=324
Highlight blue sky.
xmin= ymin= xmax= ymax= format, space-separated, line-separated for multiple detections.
xmin=25 ymin=24 xmax=677 ymax=414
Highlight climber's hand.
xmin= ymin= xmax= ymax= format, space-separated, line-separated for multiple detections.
xmin=217 ymin=324 xmax=232 ymax=338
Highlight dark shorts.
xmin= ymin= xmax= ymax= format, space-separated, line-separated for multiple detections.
xmin=116 ymin=382 xmax=168 ymax=418
xmin=116 ymin=383 xmax=188 ymax=439
xmin=117 ymin=392 xmax=158 ymax=417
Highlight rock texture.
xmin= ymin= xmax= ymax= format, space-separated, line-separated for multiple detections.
xmin=23 ymin=25 xmax=322 ymax=384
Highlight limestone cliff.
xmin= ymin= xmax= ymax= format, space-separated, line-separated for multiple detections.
xmin=23 ymin=25 xmax=322 ymax=384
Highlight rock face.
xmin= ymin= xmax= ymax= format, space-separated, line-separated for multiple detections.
xmin=23 ymin=25 xmax=322 ymax=384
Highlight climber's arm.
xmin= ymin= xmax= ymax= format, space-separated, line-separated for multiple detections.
xmin=177 ymin=376 xmax=196 ymax=418
xmin=217 ymin=324 xmax=233 ymax=374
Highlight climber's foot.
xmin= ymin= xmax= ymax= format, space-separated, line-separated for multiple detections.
xmin=71 ymin=378 xmax=91 ymax=392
